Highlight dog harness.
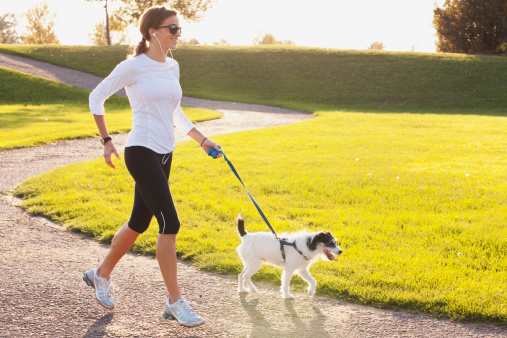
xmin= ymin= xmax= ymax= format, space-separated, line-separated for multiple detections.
xmin=279 ymin=238 xmax=310 ymax=261
xmin=209 ymin=147 xmax=309 ymax=261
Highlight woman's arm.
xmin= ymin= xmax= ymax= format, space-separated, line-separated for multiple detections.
xmin=90 ymin=60 xmax=135 ymax=169
xmin=93 ymin=114 xmax=120 ymax=169
xmin=187 ymin=128 xmax=223 ymax=158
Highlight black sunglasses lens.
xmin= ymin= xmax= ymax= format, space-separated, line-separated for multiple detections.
xmin=169 ymin=25 xmax=181 ymax=34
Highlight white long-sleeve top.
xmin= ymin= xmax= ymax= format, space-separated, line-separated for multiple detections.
xmin=89 ymin=53 xmax=195 ymax=154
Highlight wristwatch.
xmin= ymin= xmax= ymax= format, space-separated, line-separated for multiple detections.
xmin=100 ymin=136 xmax=112 ymax=145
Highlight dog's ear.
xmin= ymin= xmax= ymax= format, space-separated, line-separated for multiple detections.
xmin=308 ymin=232 xmax=334 ymax=251
xmin=308 ymin=232 xmax=326 ymax=251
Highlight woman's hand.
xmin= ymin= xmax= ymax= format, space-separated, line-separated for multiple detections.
xmin=104 ymin=141 xmax=121 ymax=168
xmin=201 ymin=138 xmax=223 ymax=159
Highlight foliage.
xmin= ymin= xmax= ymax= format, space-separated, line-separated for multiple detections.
xmin=179 ymin=38 xmax=200 ymax=46
xmin=213 ymin=38 xmax=229 ymax=46
xmin=0 ymin=13 xmax=22 ymax=44
xmin=433 ymin=0 xmax=507 ymax=54
xmin=368 ymin=41 xmax=385 ymax=50
xmin=113 ymin=0 xmax=217 ymax=24
xmin=15 ymin=111 xmax=507 ymax=322
xmin=84 ymin=0 xmax=116 ymax=46
xmin=89 ymin=19 xmax=129 ymax=46
xmin=24 ymin=1 xmax=60 ymax=45
xmin=252 ymin=32 xmax=295 ymax=46
xmin=0 ymin=45 xmax=505 ymax=116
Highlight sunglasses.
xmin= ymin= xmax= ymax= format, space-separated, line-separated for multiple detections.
xmin=156 ymin=24 xmax=182 ymax=35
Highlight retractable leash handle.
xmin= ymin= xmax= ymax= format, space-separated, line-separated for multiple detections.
xmin=207 ymin=145 xmax=223 ymax=159
xmin=208 ymin=145 xmax=279 ymax=240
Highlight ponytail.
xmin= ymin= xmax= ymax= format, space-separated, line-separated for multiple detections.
xmin=134 ymin=37 xmax=148 ymax=57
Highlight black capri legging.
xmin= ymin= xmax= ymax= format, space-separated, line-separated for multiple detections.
xmin=124 ymin=146 xmax=180 ymax=235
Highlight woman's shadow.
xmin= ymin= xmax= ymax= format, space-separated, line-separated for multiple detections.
xmin=82 ymin=312 xmax=113 ymax=337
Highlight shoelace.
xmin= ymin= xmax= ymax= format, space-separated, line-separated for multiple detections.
xmin=97 ymin=278 xmax=118 ymax=298
xmin=108 ymin=281 xmax=119 ymax=296
xmin=179 ymin=299 xmax=198 ymax=317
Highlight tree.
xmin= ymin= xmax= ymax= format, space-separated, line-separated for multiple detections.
xmin=433 ymin=0 xmax=507 ymax=54
xmin=367 ymin=41 xmax=385 ymax=50
xmin=89 ymin=17 xmax=129 ymax=45
xmin=0 ymin=13 xmax=22 ymax=44
xmin=179 ymin=37 xmax=200 ymax=45
xmin=114 ymin=0 xmax=217 ymax=24
xmin=253 ymin=32 xmax=277 ymax=45
xmin=213 ymin=38 xmax=229 ymax=46
xmin=252 ymin=32 xmax=295 ymax=46
xmin=24 ymin=1 xmax=60 ymax=44
xmin=85 ymin=0 xmax=115 ymax=46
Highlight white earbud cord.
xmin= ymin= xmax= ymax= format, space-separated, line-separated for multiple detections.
xmin=153 ymin=34 xmax=173 ymax=61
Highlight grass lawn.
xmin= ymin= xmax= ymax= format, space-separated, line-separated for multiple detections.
xmin=0 ymin=66 xmax=222 ymax=150
xmin=4 ymin=45 xmax=507 ymax=322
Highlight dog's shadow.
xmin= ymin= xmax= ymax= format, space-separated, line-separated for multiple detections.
xmin=239 ymin=293 xmax=332 ymax=338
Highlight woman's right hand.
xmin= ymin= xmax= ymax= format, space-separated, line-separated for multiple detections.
xmin=104 ymin=141 xmax=121 ymax=169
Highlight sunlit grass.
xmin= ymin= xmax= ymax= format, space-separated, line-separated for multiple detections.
xmin=15 ymin=111 xmax=507 ymax=321
xmin=0 ymin=67 xmax=222 ymax=150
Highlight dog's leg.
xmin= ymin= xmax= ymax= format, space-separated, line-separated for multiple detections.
xmin=281 ymin=267 xmax=296 ymax=299
xmin=243 ymin=261 xmax=262 ymax=292
xmin=238 ymin=267 xmax=248 ymax=293
xmin=298 ymin=269 xmax=317 ymax=296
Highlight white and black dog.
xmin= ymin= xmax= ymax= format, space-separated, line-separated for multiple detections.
xmin=236 ymin=215 xmax=342 ymax=299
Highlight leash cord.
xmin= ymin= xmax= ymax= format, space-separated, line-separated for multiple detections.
xmin=210 ymin=147 xmax=309 ymax=260
xmin=221 ymin=152 xmax=280 ymax=240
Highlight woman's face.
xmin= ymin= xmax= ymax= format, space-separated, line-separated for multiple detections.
xmin=153 ymin=15 xmax=181 ymax=50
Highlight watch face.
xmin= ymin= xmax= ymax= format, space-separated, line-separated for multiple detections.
xmin=100 ymin=139 xmax=105 ymax=145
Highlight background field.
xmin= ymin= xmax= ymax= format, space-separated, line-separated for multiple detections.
xmin=1 ymin=45 xmax=505 ymax=115
xmin=3 ymin=45 xmax=506 ymax=322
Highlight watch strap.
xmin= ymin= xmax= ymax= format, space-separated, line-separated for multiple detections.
xmin=101 ymin=136 xmax=112 ymax=145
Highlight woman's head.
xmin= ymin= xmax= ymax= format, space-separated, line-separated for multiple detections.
xmin=133 ymin=6 xmax=181 ymax=57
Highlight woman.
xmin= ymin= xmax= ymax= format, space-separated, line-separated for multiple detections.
xmin=83 ymin=6 xmax=221 ymax=328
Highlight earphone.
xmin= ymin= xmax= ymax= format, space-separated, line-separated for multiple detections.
xmin=152 ymin=32 xmax=173 ymax=60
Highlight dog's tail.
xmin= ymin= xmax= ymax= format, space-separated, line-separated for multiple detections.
xmin=237 ymin=214 xmax=247 ymax=237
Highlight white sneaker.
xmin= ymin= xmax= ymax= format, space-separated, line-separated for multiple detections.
xmin=163 ymin=297 xmax=205 ymax=327
xmin=83 ymin=267 xmax=115 ymax=309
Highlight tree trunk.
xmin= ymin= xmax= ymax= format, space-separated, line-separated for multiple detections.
xmin=105 ymin=0 xmax=111 ymax=46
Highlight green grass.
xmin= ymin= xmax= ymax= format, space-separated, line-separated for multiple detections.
xmin=3 ymin=45 xmax=507 ymax=322
xmin=15 ymin=111 xmax=507 ymax=322
xmin=0 ymin=66 xmax=222 ymax=150
xmin=0 ymin=44 xmax=505 ymax=114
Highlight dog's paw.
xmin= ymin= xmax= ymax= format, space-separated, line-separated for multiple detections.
xmin=238 ymin=288 xmax=249 ymax=293
xmin=308 ymin=287 xmax=316 ymax=296
xmin=282 ymin=293 xmax=295 ymax=299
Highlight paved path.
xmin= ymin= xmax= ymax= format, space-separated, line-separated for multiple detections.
xmin=0 ymin=52 xmax=505 ymax=337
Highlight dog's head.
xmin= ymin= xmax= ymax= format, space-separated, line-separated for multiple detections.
xmin=307 ymin=231 xmax=342 ymax=261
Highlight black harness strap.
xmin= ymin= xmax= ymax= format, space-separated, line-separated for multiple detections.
xmin=280 ymin=238 xmax=310 ymax=261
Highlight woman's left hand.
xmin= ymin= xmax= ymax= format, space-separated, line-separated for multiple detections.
xmin=201 ymin=138 xmax=223 ymax=158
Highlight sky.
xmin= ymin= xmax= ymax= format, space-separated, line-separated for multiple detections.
xmin=3 ymin=0 xmax=445 ymax=53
